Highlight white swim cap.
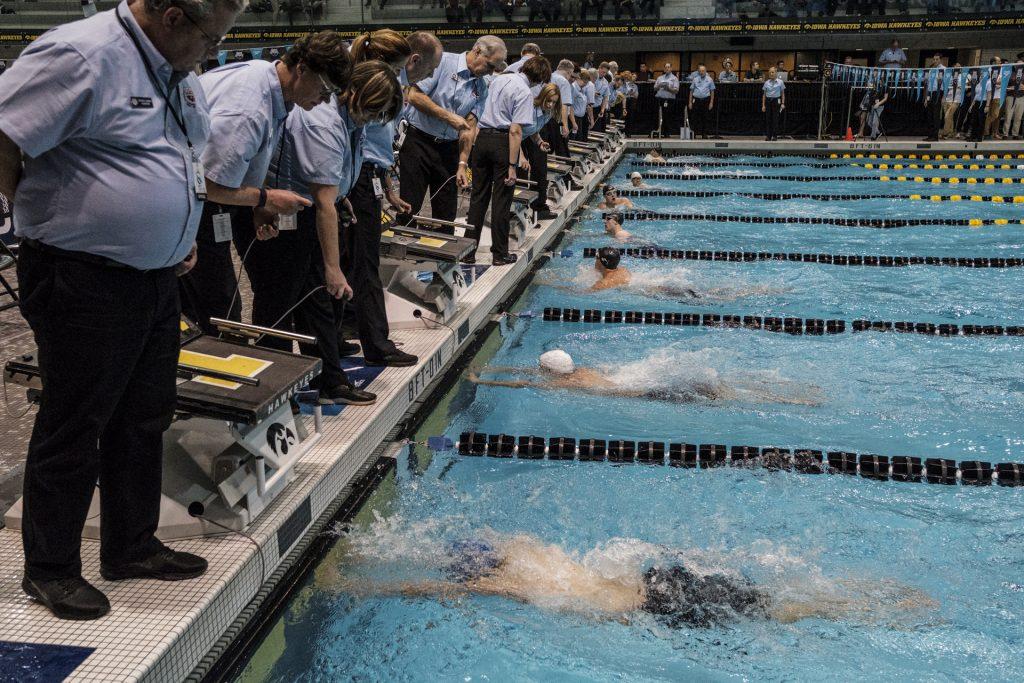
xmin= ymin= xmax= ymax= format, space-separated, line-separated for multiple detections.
xmin=630 ymin=172 xmax=643 ymax=179
xmin=539 ymin=349 xmax=575 ymax=375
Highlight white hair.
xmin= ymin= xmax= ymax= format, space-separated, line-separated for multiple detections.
xmin=145 ymin=0 xmax=247 ymax=19
xmin=473 ymin=35 xmax=507 ymax=59
xmin=539 ymin=350 xmax=575 ymax=375
xmin=557 ymin=59 xmax=575 ymax=73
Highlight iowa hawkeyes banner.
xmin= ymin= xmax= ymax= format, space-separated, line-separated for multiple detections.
xmin=2 ymin=13 xmax=1024 ymax=44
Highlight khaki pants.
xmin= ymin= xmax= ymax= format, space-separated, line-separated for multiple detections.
xmin=1003 ymin=96 xmax=1024 ymax=138
xmin=940 ymin=100 xmax=959 ymax=138
xmin=983 ymin=99 xmax=1002 ymax=137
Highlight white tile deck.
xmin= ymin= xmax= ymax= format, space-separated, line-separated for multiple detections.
xmin=0 ymin=144 xmax=624 ymax=682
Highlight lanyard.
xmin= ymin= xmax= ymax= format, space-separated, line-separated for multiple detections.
xmin=115 ymin=7 xmax=192 ymax=149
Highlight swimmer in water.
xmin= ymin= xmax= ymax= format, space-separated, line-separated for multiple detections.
xmin=468 ymin=349 xmax=823 ymax=406
xmin=359 ymin=534 xmax=937 ymax=628
xmin=643 ymin=147 xmax=666 ymax=163
xmin=629 ymin=171 xmax=648 ymax=188
xmin=603 ymin=213 xmax=632 ymax=241
xmin=591 ymin=246 xmax=631 ymax=290
xmin=597 ymin=185 xmax=634 ymax=210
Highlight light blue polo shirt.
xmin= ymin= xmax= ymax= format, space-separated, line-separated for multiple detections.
xmin=406 ymin=51 xmax=487 ymax=140
xmin=552 ymin=71 xmax=573 ymax=110
xmin=655 ymin=72 xmax=680 ymax=99
xmin=362 ymin=67 xmax=408 ymax=169
xmin=267 ymin=100 xmax=363 ymax=201
xmin=584 ymin=81 xmax=597 ymax=107
xmin=762 ymin=78 xmax=785 ymax=99
xmin=571 ymin=81 xmax=588 ymax=117
xmin=199 ymin=60 xmax=289 ymax=190
xmin=505 ymin=55 xmax=534 ymax=73
xmin=593 ymin=75 xmax=611 ymax=106
xmin=0 ymin=1 xmax=210 ymax=269
xmin=522 ymin=83 xmax=550 ymax=137
xmin=878 ymin=47 xmax=907 ymax=68
xmin=689 ymin=74 xmax=714 ymax=99
xmin=623 ymin=81 xmax=639 ymax=98
xmin=478 ymin=72 xmax=534 ymax=130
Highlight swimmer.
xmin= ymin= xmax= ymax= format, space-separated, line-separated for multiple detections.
xmin=468 ymin=349 xmax=824 ymax=406
xmin=359 ymin=533 xmax=937 ymax=628
xmin=629 ymin=171 xmax=648 ymax=188
xmin=591 ymin=246 xmax=631 ymax=290
xmin=643 ymin=147 xmax=666 ymax=163
xmin=597 ymin=185 xmax=634 ymax=210
xmin=603 ymin=213 xmax=632 ymax=241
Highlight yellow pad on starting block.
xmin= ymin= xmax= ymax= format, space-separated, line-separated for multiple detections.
xmin=179 ymin=349 xmax=272 ymax=390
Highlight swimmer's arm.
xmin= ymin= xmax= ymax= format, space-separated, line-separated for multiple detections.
xmin=467 ymin=372 xmax=536 ymax=389
xmin=473 ymin=366 xmax=541 ymax=377
xmin=367 ymin=580 xmax=473 ymax=601
xmin=590 ymin=279 xmax=619 ymax=291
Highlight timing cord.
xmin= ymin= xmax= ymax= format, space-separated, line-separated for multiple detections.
xmin=1 ymin=355 xmax=33 ymax=419
xmin=226 ymin=236 xmax=259 ymax=322
xmin=188 ymin=510 xmax=267 ymax=584
xmin=413 ymin=308 xmax=456 ymax=334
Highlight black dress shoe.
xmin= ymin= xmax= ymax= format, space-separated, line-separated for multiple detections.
xmin=318 ymin=384 xmax=377 ymax=405
xmin=101 ymin=546 xmax=208 ymax=582
xmin=338 ymin=340 xmax=361 ymax=357
xmin=365 ymin=350 xmax=418 ymax=367
xmin=492 ymin=253 xmax=518 ymax=266
xmin=462 ymin=254 xmax=477 ymax=265
xmin=535 ymin=209 xmax=559 ymax=220
xmin=23 ymin=576 xmax=110 ymax=621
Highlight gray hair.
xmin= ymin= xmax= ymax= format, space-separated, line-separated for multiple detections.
xmin=473 ymin=35 xmax=507 ymax=59
xmin=145 ymin=0 xmax=247 ymax=20
xmin=557 ymin=59 xmax=575 ymax=73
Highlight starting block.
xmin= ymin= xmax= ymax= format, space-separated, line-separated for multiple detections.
xmin=4 ymin=320 xmax=324 ymax=539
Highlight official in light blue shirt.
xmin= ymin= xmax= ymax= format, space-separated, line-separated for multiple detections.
xmin=0 ymin=0 xmax=211 ymax=269
xmin=878 ymin=41 xmax=907 ymax=69
xmin=571 ymin=80 xmax=588 ymax=118
xmin=405 ymin=51 xmax=490 ymax=140
xmin=551 ymin=70 xmax=573 ymax=133
xmin=361 ymin=67 xmax=408 ymax=170
xmin=506 ymin=44 xmax=542 ymax=74
xmin=522 ymin=84 xmax=553 ymax=137
xmin=200 ymin=60 xmax=290 ymax=190
xmin=762 ymin=75 xmax=785 ymax=99
xmin=689 ymin=72 xmax=714 ymax=99
xmin=478 ymin=72 xmax=535 ymax=129
xmin=269 ymin=100 xmax=363 ymax=201
xmin=655 ymin=70 xmax=680 ymax=99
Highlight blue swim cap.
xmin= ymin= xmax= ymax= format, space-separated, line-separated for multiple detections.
xmin=446 ymin=539 xmax=501 ymax=581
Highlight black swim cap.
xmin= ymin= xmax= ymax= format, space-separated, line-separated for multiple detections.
xmin=598 ymin=247 xmax=621 ymax=270
xmin=641 ymin=564 xmax=769 ymax=628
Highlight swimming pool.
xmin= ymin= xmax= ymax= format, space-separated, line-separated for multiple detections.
xmin=236 ymin=152 xmax=1024 ymax=682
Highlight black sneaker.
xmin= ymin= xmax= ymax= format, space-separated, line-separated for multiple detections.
xmin=338 ymin=340 xmax=361 ymax=357
xmin=492 ymin=253 xmax=518 ymax=266
xmin=536 ymin=209 xmax=559 ymax=220
xmin=23 ymin=575 xmax=110 ymax=621
xmin=365 ymin=350 xmax=418 ymax=367
xmin=462 ymin=253 xmax=477 ymax=265
xmin=319 ymin=384 xmax=376 ymax=405
xmin=101 ymin=546 xmax=208 ymax=582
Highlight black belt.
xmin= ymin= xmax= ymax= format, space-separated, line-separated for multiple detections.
xmin=478 ymin=128 xmax=510 ymax=134
xmin=20 ymin=237 xmax=161 ymax=272
xmin=408 ymin=125 xmax=458 ymax=145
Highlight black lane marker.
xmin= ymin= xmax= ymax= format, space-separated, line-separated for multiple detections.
xmin=454 ymin=432 xmax=1022 ymax=487
xmin=608 ymin=211 xmax=1017 ymax=228
xmin=613 ymin=189 xmax=1022 ymax=202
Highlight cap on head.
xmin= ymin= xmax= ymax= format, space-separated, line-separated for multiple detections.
xmin=598 ymin=246 xmax=621 ymax=270
xmin=539 ymin=349 xmax=575 ymax=375
xmin=630 ymin=172 xmax=643 ymax=180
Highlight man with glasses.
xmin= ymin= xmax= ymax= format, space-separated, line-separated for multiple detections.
xmin=179 ymin=31 xmax=352 ymax=335
xmin=0 ymin=0 xmax=244 ymax=620
xmin=397 ymin=34 xmax=507 ymax=229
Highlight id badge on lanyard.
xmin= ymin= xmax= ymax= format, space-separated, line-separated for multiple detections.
xmin=191 ymin=149 xmax=207 ymax=201
xmin=371 ymin=175 xmax=384 ymax=198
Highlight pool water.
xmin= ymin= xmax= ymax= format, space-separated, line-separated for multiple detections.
xmin=236 ymin=153 xmax=1024 ymax=682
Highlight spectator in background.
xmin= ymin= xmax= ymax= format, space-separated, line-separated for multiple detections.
xmin=688 ymin=64 xmax=715 ymax=139
xmin=500 ymin=0 xmax=515 ymax=20
xmin=762 ymin=66 xmax=785 ymax=141
xmin=615 ymin=0 xmax=636 ymax=18
xmin=857 ymin=81 xmax=888 ymax=140
xmin=1004 ymin=62 xmax=1024 ymax=140
xmin=776 ymin=60 xmax=788 ymax=81
xmin=448 ymin=0 xmax=468 ymax=21
xmin=639 ymin=0 xmax=659 ymax=17
xmin=637 ymin=63 xmax=651 ymax=81
xmin=843 ymin=55 xmax=854 ymax=65
xmin=956 ymin=67 xmax=978 ymax=138
xmin=580 ymin=0 xmax=605 ymax=20
xmin=966 ymin=67 xmax=989 ymax=141
xmin=582 ymin=51 xmax=595 ymax=69
xmin=542 ymin=0 xmax=561 ymax=20
xmin=718 ymin=59 xmax=738 ymax=82
xmin=744 ymin=61 xmax=763 ymax=81
xmin=877 ymin=39 xmax=907 ymax=69
xmin=983 ymin=58 xmax=1004 ymax=139
xmin=940 ymin=66 xmax=964 ymax=140
xmin=922 ymin=52 xmax=945 ymax=141
xmin=622 ymin=71 xmax=639 ymax=108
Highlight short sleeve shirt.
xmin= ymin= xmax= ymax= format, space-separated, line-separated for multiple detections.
xmin=478 ymin=72 xmax=534 ymax=130
xmin=689 ymin=74 xmax=715 ymax=99
xmin=762 ymin=78 xmax=785 ymax=99
xmin=405 ymin=51 xmax=488 ymax=140
xmin=655 ymin=73 xmax=680 ymax=99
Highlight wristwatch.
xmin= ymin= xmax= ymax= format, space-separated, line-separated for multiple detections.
xmin=257 ymin=187 xmax=268 ymax=208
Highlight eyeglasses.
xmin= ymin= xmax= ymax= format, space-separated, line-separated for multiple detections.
xmin=180 ymin=10 xmax=224 ymax=49
xmin=318 ymin=72 xmax=343 ymax=100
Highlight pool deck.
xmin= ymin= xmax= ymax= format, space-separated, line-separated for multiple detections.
xmin=0 ymin=136 xmax=1019 ymax=682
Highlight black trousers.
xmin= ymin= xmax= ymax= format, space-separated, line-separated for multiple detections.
xmin=659 ymin=98 xmax=682 ymax=135
xmin=925 ymin=92 xmax=943 ymax=138
xmin=764 ymin=97 xmax=781 ymax=140
xmin=542 ymin=115 xmax=570 ymax=158
xmin=572 ymin=113 xmax=590 ymax=142
xmin=969 ymin=102 xmax=987 ymax=140
xmin=521 ymin=136 xmax=549 ymax=211
xmin=467 ymin=129 xmax=514 ymax=258
xmin=690 ymin=97 xmax=711 ymax=137
xmin=592 ymin=107 xmax=608 ymax=133
xmin=232 ymin=207 xmax=347 ymax=390
xmin=17 ymin=241 xmax=178 ymax=580
xmin=397 ymin=127 xmax=460 ymax=228
xmin=344 ymin=166 xmax=398 ymax=361
xmin=179 ymin=202 xmax=241 ymax=335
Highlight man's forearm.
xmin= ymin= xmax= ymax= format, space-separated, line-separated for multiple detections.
xmin=315 ymin=201 xmax=340 ymax=272
xmin=407 ymin=88 xmax=461 ymax=129
xmin=0 ymin=130 xmax=22 ymax=201
xmin=206 ymin=180 xmax=261 ymax=207
xmin=458 ymin=123 xmax=477 ymax=164
xmin=508 ymin=127 xmax=522 ymax=166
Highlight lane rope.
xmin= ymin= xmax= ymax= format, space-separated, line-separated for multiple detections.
xmin=613 ymin=189 xmax=1024 ymax=203
xmin=608 ymin=211 xmax=1022 ymax=228
xmin=444 ymin=432 xmax=1022 ymax=487
xmin=628 ymin=160 xmax=1023 ymax=171
xmin=579 ymin=247 xmax=1024 ymax=269
xmin=636 ymin=152 xmax=1024 ymax=161
xmin=540 ymin=307 xmax=1024 ymax=338
xmin=640 ymin=173 xmax=1024 ymax=184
